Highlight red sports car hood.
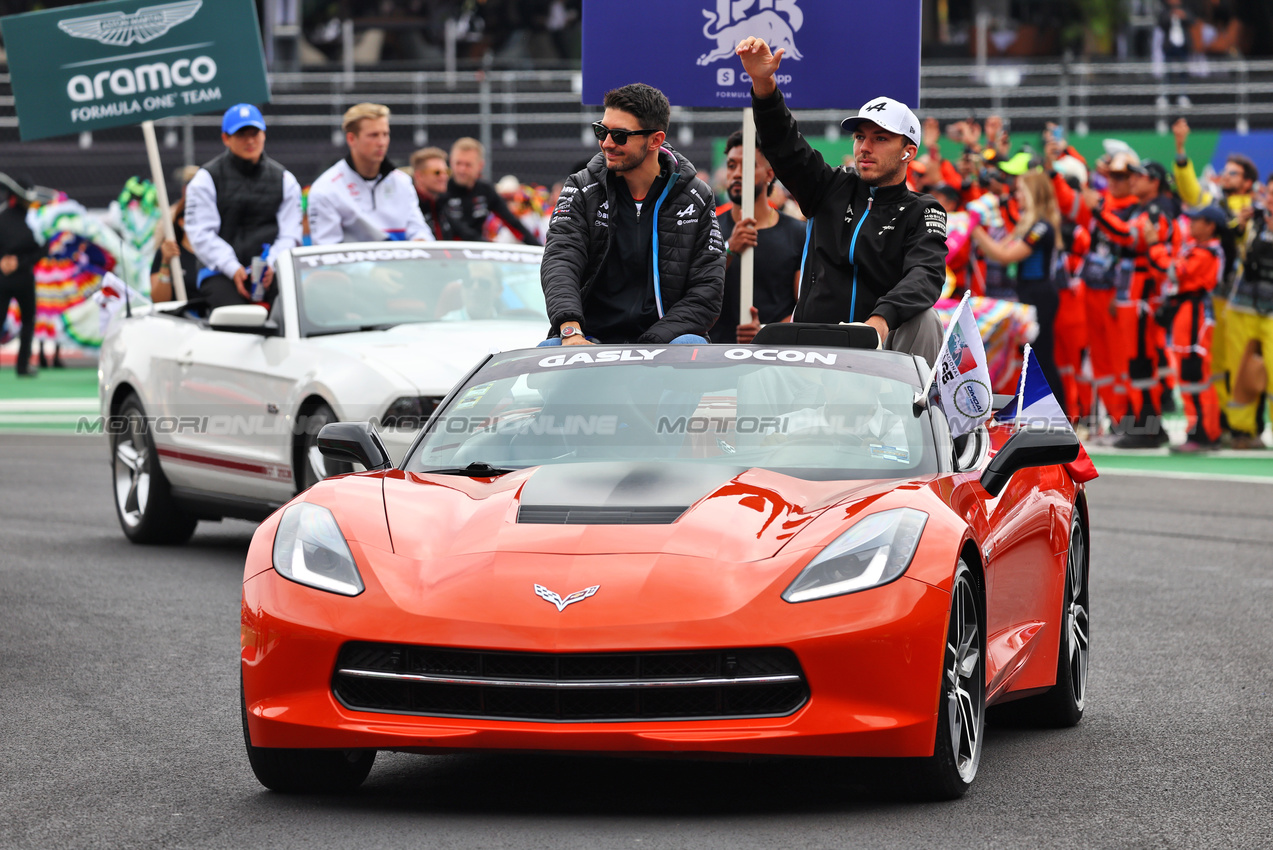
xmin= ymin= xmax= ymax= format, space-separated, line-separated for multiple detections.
xmin=383 ymin=462 xmax=902 ymax=563
xmin=376 ymin=463 xmax=911 ymax=629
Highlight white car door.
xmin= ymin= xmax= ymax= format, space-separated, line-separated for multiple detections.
xmin=165 ymin=329 xmax=298 ymax=502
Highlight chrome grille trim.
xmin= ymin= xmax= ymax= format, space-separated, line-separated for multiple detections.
xmin=337 ymin=668 xmax=802 ymax=690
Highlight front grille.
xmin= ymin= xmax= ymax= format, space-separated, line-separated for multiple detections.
xmin=332 ymin=643 xmax=808 ymax=722
xmin=517 ymin=505 xmax=687 ymax=524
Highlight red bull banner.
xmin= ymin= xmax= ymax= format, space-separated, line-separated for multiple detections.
xmin=582 ymin=0 xmax=921 ymax=110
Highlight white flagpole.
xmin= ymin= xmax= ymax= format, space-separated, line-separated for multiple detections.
xmin=1016 ymin=343 xmax=1032 ymax=432
xmin=921 ymin=290 xmax=971 ymax=398
xmin=141 ymin=120 xmax=186 ymax=301
xmin=739 ymin=107 xmax=756 ymax=325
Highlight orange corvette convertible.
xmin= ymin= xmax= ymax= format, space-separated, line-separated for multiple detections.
xmin=240 ymin=326 xmax=1089 ymax=799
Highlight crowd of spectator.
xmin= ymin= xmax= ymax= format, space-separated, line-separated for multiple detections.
xmin=889 ymin=109 xmax=1271 ymax=452
xmin=300 ymin=0 xmax=581 ymax=65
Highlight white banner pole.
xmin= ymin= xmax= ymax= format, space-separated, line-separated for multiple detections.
xmin=141 ymin=120 xmax=186 ymax=301
xmin=1016 ymin=343 xmax=1032 ymax=432
xmin=739 ymin=106 xmax=756 ymax=326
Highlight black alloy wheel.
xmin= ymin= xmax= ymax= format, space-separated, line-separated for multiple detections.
xmin=110 ymin=392 xmax=198 ymax=544
xmin=989 ymin=512 xmax=1089 ymax=727
xmin=905 ymin=559 xmax=985 ymax=800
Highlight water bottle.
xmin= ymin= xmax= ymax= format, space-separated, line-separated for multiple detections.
xmin=249 ymin=242 xmax=271 ymax=302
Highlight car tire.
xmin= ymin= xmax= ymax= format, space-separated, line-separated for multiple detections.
xmin=241 ymin=680 xmax=375 ymax=793
xmin=296 ymin=402 xmax=352 ymax=492
xmin=988 ymin=513 xmax=1089 ymax=728
xmin=904 ymin=559 xmax=985 ymax=801
xmin=110 ymin=392 xmax=198 ymax=545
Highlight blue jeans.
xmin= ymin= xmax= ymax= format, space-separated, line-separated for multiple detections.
xmin=536 ymin=334 xmax=708 ymax=347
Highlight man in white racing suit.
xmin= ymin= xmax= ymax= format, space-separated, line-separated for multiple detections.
xmin=307 ymin=102 xmax=432 ymax=244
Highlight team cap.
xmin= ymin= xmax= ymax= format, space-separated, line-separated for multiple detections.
xmin=841 ymin=97 xmax=921 ymax=147
xmin=1185 ymin=205 xmax=1228 ymax=227
xmin=222 ymin=103 xmax=266 ymax=135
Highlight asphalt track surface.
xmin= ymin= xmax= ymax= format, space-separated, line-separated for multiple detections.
xmin=3 ymin=434 xmax=1271 ymax=849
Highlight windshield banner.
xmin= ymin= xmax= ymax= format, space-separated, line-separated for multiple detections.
xmin=582 ymin=0 xmax=921 ymax=110
xmin=1 ymin=0 xmax=269 ymax=141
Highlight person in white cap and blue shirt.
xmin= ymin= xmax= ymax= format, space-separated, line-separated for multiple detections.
xmin=736 ymin=37 xmax=946 ymax=365
xmin=184 ymin=103 xmax=303 ymax=310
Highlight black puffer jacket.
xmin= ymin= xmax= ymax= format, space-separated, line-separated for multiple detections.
xmin=540 ymin=146 xmax=725 ymax=343
xmin=752 ymin=88 xmax=947 ymax=331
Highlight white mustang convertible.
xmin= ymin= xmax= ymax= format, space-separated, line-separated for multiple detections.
xmin=100 ymin=241 xmax=548 ymax=544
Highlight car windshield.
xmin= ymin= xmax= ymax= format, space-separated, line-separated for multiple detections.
xmin=405 ymin=345 xmax=937 ymax=481
xmin=292 ymin=246 xmax=547 ymax=337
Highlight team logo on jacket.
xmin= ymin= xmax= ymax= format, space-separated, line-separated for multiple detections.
xmin=697 ymin=0 xmax=804 ymax=66
xmin=534 ymin=583 xmax=600 ymax=612
xmin=59 ymin=1 xmax=202 ymax=47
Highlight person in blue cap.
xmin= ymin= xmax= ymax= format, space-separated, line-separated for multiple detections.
xmin=184 ymin=103 xmax=302 ymax=309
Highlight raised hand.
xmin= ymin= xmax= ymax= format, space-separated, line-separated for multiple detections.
xmin=1141 ymin=219 xmax=1160 ymax=246
xmin=735 ymin=37 xmax=785 ymax=97
xmin=923 ymin=117 xmax=940 ymax=151
xmin=1172 ymin=117 xmax=1190 ymax=156
xmin=1081 ymin=186 xmax=1104 ymax=212
xmin=985 ymin=115 xmax=1003 ymax=148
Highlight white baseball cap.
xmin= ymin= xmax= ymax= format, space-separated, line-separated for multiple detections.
xmin=841 ymin=97 xmax=921 ymax=147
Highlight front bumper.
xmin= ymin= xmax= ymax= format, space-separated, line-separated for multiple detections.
xmin=242 ymin=542 xmax=952 ymax=759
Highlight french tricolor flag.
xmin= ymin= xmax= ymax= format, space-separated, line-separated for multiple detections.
xmin=994 ymin=345 xmax=1099 ymax=484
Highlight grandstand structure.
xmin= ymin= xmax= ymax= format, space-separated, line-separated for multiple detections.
xmin=1 ymin=57 xmax=1271 ymax=208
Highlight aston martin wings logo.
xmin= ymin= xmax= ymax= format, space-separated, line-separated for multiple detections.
xmin=58 ymin=1 xmax=202 ymax=48
xmin=534 ymin=583 xmax=600 ymax=612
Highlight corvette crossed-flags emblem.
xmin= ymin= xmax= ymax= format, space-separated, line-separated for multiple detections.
xmin=534 ymin=584 xmax=600 ymax=612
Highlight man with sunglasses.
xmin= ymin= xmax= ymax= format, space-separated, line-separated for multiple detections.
xmin=540 ymin=83 xmax=724 ymax=346
xmin=736 ymin=38 xmax=946 ymax=366
xmin=410 ymin=146 xmax=454 ymax=241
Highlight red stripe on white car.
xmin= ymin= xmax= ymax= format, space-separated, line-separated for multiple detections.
xmin=157 ymin=447 xmax=292 ymax=481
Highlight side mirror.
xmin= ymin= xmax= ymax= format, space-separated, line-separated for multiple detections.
xmin=209 ymin=304 xmax=277 ymax=335
xmin=317 ymin=422 xmax=392 ymax=471
xmin=979 ymin=427 xmax=1080 ymax=497
xmin=953 ymin=424 xmax=991 ymax=473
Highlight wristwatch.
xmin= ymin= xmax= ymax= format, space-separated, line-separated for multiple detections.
xmin=560 ymin=325 xmax=583 ymax=339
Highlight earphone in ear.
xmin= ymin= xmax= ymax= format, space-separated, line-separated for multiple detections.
xmin=902 ymin=152 xmax=911 ymax=161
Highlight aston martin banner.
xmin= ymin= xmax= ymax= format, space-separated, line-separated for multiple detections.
xmin=1 ymin=0 xmax=270 ymax=141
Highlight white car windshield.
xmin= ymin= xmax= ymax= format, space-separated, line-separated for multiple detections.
xmin=292 ymin=247 xmax=547 ymax=336
xmin=406 ymin=346 xmax=937 ymax=481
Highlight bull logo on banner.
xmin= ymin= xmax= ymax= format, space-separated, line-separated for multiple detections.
xmin=697 ymin=0 xmax=804 ymax=66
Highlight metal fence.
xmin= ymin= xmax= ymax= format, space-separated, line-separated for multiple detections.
xmin=1 ymin=57 xmax=1271 ymax=207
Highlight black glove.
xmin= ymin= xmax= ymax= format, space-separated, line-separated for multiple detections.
xmin=1154 ymin=296 xmax=1182 ymax=329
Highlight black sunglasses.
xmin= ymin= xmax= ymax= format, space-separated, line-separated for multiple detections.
xmin=591 ymin=122 xmax=656 ymax=146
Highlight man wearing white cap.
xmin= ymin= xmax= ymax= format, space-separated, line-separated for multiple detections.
xmin=737 ymin=37 xmax=946 ymax=364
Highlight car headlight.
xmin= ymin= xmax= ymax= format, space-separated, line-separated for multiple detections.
xmin=382 ymin=396 xmax=442 ymax=429
xmin=271 ymin=503 xmax=364 ymax=596
xmin=782 ymin=508 xmax=928 ymax=603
